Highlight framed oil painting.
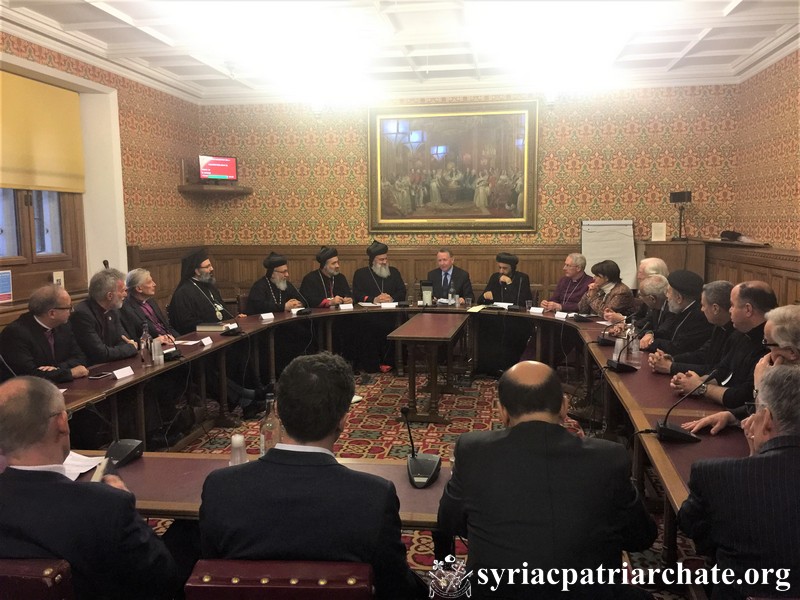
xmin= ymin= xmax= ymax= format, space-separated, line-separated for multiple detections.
xmin=368 ymin=100 xmax=538 ymax=232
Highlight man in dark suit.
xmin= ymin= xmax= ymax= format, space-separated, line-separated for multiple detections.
xmin=120 ymin=268 xmax=179 ymax=342
xmin=200 ymin=352 xmax=426 ymax=600
xmin=427 ymin=247 xmax=473 ymax=305
xmin=0 ymin=376 xmax=179 ymax=600
xmin=0 ymin=284 xmax=88 ymax=383
xmin=679 ymin=364 xmax=800 ymax=599
xmin=121 ymin=268 xmax=193 ymax=446
xmin=70 ymin=267 xmax=138 ymax=365
xmin=437 ymin=361 xmax=656 ymax=599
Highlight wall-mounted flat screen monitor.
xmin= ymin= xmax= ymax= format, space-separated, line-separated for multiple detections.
xmin=199 ymin=155 xmax=238 ymax=181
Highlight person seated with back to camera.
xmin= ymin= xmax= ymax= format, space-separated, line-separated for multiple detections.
xmin=199 ymin=352 xmax=428 ymax=600
xmin=577 ymin=259 xmax=635 ymax=316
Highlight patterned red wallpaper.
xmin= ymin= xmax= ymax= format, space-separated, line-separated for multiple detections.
xmin=735 ymin=51 xmax=799 ymax=250
xmin=3 ymin=32 xmax=797 ymax=250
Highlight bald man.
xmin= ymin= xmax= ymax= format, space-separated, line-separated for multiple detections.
xmin=437 ymin=362 xmax=655 ymax=599
xmin=0 ymin=377 xmax=178 ymax=599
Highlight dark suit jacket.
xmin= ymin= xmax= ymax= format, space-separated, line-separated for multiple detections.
xmin=678 ymin=435 xmax=800 ymax=599
xmin=70 ymin=298 xmax=138 ymax=365
xmin=649 ymin=301 xmax=713 ymax=356
xmin=0 ymin=312 xmax=87 ymax=382
xmin=120 ymin=296 xmax=178 ymax=340
xmin=200 ymin=449 xmax=424 ymax=600
xmin=0 ymin=467 xmax=178 ymax=600
xmin=427 ymin=265 xmax=474 ymax=302
xmin=438 ymin=421 xmax=656 ymax=597
xmin=478 ymin=271 xmax=532 ymax=306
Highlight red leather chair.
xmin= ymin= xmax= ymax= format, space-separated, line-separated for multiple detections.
xmin=185 ymin=559 xmax=374 ymax=599
xmin=0 ymin=558 xmax=74 ymax=600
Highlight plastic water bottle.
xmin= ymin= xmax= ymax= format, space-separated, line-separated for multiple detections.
xmin=140 ymin=323 xmax=153 ymax=367
xmin=259 ymin=396 xmax=281 ymax=456
xmin=151 ymin=337 xmax=164 ymax=366
xmin=229 ymin=433 xmax=247 ymax=466
xmin=627 ymin=325 xmax=641 ymax=367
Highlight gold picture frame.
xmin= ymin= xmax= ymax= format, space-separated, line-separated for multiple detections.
xmin=368 ymin=100 xmax=538 ymax=232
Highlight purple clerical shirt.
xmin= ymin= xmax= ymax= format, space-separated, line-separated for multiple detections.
xmin=548 ymin=273 xmax=594 ymax=313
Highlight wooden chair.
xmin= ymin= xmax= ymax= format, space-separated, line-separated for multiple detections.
xmin=0 ymin=558 xmax=74 ymax=600
xmin=185 ymin=559 xmax=374 ymax=599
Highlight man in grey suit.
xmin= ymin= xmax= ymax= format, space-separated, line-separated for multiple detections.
xmin=679 ymin=364 xmax=800 ymax=599
xmin=199 ymin=352 xmax=426 ymax=600
xmin=438 ymin=361 xmax=656 ymax=599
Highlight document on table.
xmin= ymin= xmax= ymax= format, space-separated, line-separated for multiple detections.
xmin=64 ymin=452 xmax=104 ymax=481
xmin=174 ymin=340 xmax=201 ymax=345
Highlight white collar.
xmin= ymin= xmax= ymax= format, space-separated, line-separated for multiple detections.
xmin=274 ymin=442 xmax=335 ymax=458
xmin=8 ymin=463 xmax=66 ymax=476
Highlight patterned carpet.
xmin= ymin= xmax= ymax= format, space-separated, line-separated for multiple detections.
xmin=171 ymin=371 xmax=696 ymax=599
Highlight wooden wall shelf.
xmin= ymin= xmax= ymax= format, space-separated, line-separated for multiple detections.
xmin=177 ymin=184 xmax=253 ymax=196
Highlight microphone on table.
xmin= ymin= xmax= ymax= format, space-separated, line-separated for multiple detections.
xmin=400 ymin=407 xmax=441 ymax=489
xmin=656 ymin=367 xmax=726 ymax=444
xmin=596 ymin=314 xmax=633 ymax=346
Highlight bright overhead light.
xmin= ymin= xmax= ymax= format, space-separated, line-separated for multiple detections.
xmin=465 ymin=1 xmax=681 ymax=94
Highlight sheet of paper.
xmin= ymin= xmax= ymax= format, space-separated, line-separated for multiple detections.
xmin=64 ymin=451 xmax=104 ymax=481
xmin=358 ymin=302 xmax=378 ymax=307
xmin=174 ymin=340 xmax=200 ymax=345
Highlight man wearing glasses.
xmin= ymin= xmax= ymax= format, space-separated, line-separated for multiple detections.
xmin=670 ymin=281 xmax=777 ymax=410
xmin=678 ymin=364 xmax=800 ymax=599
xmin=0 ymin=376 xmax=179 ymax=599
xmin=682 ymin=303 xmax=800 ymax=435
xmin=0 ymin=284 xmax=89 ymax=383
xmin=540 ymin=253 xmax=593 ymax=313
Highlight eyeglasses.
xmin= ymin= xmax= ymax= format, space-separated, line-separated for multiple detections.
xmin=274 ymin=269 xmax=289 ymax=275
xmin=53 ymin=305 xmax=74 ymax=312
xmin=762 ymin=338 xmax=780 ymax=349
xmin=198 ymin=262 xmax=213 ymax=270
xmin=48 ymin=410 xmax=72 ymax=421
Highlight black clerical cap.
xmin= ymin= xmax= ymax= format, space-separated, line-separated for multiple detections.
xmin=263 ymin=252 xmax=287 ymax=276
xmin=181 ymin=248 xmax=209 ymax=280
xmin=496 ymin=252 xmax=519 ymax=269
xmin=367 ymin=240 xmax=389 ymax=260
xmin=316 ymin=246 xmax=338 ymax=266
xmin=667 ymin=270 xmax=704 ymax=298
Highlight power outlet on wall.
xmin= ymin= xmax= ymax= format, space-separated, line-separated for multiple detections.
xmin=52 ymin=270 xmax=65 ymax=287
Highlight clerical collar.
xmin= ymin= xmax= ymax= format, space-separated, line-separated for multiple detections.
xmin=8 ymin=463 xmax=66 ymax=476
xmin=33 ymin=315 xmax=52 ymax=331
xmin=274 ymin=442 xmax=335 ymax=458
xmin=572 ymin=272 xmax=586 ymax=282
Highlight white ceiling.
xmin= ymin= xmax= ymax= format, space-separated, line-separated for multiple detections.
xmin=2 ymin=0 xmax=798 ymax=105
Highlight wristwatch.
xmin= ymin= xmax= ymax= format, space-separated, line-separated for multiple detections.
xmin=695 ymin=383 xmax=708 ymax=396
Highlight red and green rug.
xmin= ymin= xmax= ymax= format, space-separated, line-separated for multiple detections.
xmin=169 ymin=372 xmax=695 ymax=599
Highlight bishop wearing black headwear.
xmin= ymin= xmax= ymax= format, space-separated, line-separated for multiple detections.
xmin=479 ymin=252 xmax=532 ymax=307
xmin=352 ymin=240 xmax=406 ymax=304
xmin=299 ymin=247 xmax=353 ymax=308
xmin=169 ymin=249 xmax=264 ymax=417
xmin=167 ymin=248 xmax=233 ymax=335
xmin=246 ymin=252 xmax=305 ymax=315
xmin=351 ymin=241 xmax=408 ymax=372
xmin=476 ymin=252 xmax=534 ymax=376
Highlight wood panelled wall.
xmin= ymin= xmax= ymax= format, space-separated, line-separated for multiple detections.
xmin=127 ymin=245 xmax=579 ymax=309
xmin=705 ymin=243 xmax=800 ymax=305
xmin=127 ymin=241 xmax=799 ymax=310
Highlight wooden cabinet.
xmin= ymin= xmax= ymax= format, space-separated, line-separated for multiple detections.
xmin=637 ymin=240 xmax=706 ymax=277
